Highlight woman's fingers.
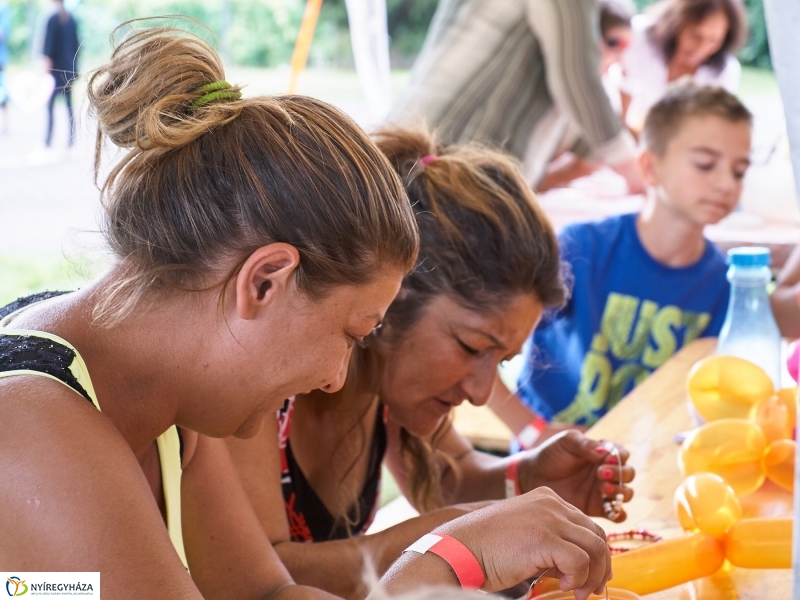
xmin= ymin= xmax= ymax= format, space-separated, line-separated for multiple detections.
xmin=551 ymin=524 xmax=610 ymax=598
xmin=436 ymin=488 xmax=613 ymax=593
xmin=550 ymin=499 xmax=611 ymax=596
xmin=597 ymin=463 xmax=636 ymax=485
xmin=595 ymin=439 xmax=630 ymax=465
xmin=599 ymin=483 xmax=634 ymax=503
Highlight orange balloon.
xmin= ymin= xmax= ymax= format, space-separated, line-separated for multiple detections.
xmin=763 ymin=439 xmax=795 ymax=492
xmin=775 ymin=387 xmax=798 ymax=436
xmin=674 ymin=473 xmax=742 ymax=537
xmin=532 ymin=589 xmax=640 ymax=599
xmin=679 ymin=419 xmax=767 ymax=496
xmin=532 ymin=534 xmax=724 ymax=596
xmin=750 ymin=394 xmax=792 ymax=443
xmin=724 ymin=517 xmax=792 ymax=568
xmin=687 ymin=355 xmax=774 ymax=422
xmin=611 ymin=533 xmax=724 ymax=596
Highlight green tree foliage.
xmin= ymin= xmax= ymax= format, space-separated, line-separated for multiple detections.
xmin=634 ymin=0 xmax=770 ymax=68
xmin=5 ymin=0 xmax=303 ymax=67
xmin=4 ymin=0 xmax=768 ymax=69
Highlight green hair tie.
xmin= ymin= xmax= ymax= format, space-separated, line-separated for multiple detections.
xmin=192 ymin=80 xmax=242 ymax=109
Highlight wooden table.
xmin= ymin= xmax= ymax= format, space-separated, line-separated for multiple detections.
xmin=590 ymin=337 xmax=793 ymax=599
xmin=452 ymin=402 xmax=513 ymax=453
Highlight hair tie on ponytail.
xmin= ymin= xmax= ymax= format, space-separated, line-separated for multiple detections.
xmin=420 ymin=155 xmax=437 ymax=166
xmin=192 ymin=81 xmax=242 ymax=109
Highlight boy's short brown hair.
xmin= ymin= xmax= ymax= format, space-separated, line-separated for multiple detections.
xmin=642 ymin=82 xmax=752 ymax=155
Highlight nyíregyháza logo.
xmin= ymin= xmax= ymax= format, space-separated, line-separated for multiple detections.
xmin=6 ymin=577 xmax=27 ymax=597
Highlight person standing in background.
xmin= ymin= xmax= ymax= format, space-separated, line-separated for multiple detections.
xmin=0 ymin=1 xmax=11 ymax=134
xmin=43 ymin=0 xmax=79 ymax=147
xmin=390 ymin=0 xmax=644 ymax=193
xmin=538 ymin=0 xmax=635 ymax=191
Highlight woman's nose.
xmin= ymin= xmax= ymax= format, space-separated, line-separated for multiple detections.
xmin=462 ymin=361 xmax=497 ymax=407
xmin=320 ymin=350 xmax=351 ymax=393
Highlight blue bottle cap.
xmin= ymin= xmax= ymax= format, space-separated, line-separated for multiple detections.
xmin=727 ymin=246 xmax=771 ymax=267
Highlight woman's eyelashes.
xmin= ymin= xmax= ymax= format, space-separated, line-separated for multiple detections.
xmin=349 ymin=323 xmax=383 ymax=349
xmin=456 ymin=338 xmax=481 ymax=356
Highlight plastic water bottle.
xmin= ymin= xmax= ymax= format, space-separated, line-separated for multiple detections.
xmin=717 ymin=247 xmax=781 ymax=386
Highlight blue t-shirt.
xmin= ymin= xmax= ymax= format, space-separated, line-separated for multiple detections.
xmin=517 ymin=213 xmax=729 ymax=427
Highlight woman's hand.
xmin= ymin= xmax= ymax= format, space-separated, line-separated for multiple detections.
xmin=517 ymin=430 xmax=635 ymax=521
xmin=383 ymin=488 xmax=611 ymax=599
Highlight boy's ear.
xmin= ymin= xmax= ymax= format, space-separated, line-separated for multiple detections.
xmin=638 ymin=149 xmax=659 ymax=188
xmin=234 ymin=243 xmax=301 ymax=320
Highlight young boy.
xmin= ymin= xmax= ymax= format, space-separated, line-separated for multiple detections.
xmin=490 ymin=82 xmax=752 ymax=447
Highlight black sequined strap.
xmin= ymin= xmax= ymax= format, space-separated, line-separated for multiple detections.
xmin=0 ymin=291 xmax=71 ymax=320
xmin=0 ymin=333 xmax=92 ymax=403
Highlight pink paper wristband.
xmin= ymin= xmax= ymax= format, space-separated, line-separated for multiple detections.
xmin=404 ymin=533 xmax=486 ymax=589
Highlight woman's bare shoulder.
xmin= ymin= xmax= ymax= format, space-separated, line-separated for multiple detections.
xmin=0 ymin=376 xmax=200 ymax=597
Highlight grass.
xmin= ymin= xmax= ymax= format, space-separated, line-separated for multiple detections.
xmin=0 ymin=254 xmax=96 ymax=307
xmin=380 ymin=467 xmax=402 ymax=507
xmin=739 ymin=66 xmax=779 ymax=99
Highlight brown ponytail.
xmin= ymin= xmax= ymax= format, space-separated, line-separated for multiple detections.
xmin=86 ymin=25 xmax=419 ymax=326
xmin=370 ymin=128 xmax=566 ymax=512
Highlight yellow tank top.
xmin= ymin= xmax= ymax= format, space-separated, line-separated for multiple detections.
xmin=0 ymin=306 xmax=189 ymax=570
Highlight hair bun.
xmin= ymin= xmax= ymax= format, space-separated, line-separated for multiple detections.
xmin=88 ymin=25 xmax=242 ymax=152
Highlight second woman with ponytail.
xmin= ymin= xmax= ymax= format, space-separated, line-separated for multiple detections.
xmin=227 ymin=129 xmax=636 ymax=599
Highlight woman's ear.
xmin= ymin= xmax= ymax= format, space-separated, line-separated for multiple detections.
xmin=234 ymin=243 xmax=301 ymax=320
xmin=638 ymin=149 xmax=659 ymax=187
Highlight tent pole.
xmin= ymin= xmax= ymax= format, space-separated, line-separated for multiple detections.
xmin=288 ymin=0 xmax=324 ymax=93
xmin=763 ymin=3 xmax=800 ymax=597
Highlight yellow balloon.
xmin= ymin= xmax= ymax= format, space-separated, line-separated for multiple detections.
xmin=724 ymin=517 xmax=792 ymax=568
xmin=674 ymin=473 xmax=742 ymax=537
xmin=532 ymin=589 xmax=640 ymax=599
xmin=687 ymin=355 xmax=774 ymax=422
xmin=611 ymin=533 xmax=724 ymax=596
xmin=764 ymin=439 xmax=795 ymax=492
xmin=775 ymin=387 xmax=798 ymax=436
xmin=750 ymin=394 xmax=792 ymax=443
xmin=533 ymin=533 xmax=725 ymax=596
xmin=679 ymin=419 xmax=767 ymax=496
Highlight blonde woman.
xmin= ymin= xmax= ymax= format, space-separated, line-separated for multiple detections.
xmin=0 ymin=27 xmax=613 ymax=600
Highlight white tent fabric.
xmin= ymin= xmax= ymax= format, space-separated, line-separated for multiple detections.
xmin=764 ymin=0 xmax=800 ymax=203
xmin=344 ymin=0 xmax=392 ymax=123
xmin=763 ymin=2 xmax=800 ymax=596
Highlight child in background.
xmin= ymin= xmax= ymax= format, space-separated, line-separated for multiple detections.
xmin=490 ymin=82 xmax=752 ymax=446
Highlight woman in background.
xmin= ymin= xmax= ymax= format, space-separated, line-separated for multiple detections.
xmin=621 ymin=0 xmax=747 ymax=132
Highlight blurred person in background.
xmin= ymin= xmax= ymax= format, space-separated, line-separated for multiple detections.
xmin=620 ymin=0 xmax=747 ymax=133
xmin=770 ymin=245 xmax=800 ymax=339
xmin=390 ymin=0 xmax=644 ymax=194
xmin=538 ymin=0 xmax=635 ymax=191
xmin=0 ymin=0 xmax=10 ymax=134
xmin=43 ymin=0 xmax=79 ymax=147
